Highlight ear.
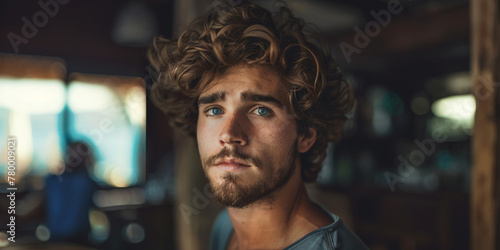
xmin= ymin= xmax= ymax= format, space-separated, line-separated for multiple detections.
xmin=297 ymin=127 xmax=317 ymax=153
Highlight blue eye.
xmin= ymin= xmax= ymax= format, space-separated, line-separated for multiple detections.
xmin=207 ymin=107 xmax=223 ymax=116
xmin=254 ymin=107 xmax=271 ymax=116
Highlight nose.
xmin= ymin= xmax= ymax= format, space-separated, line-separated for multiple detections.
xmin=218 ymin=113 xmax=249 ymax=147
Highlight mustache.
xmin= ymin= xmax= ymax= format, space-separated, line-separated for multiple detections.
xmin=205 ymin=147 xmax=263 ymax=169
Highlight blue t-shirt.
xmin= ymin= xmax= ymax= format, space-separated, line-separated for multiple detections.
xmin=209 ymin=203 xmax=369 ymax=250
xmin=45 ymin=171 xmax=96 ymax=240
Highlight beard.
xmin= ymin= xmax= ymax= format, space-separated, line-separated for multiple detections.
xmin=203 ymin=140 xmax=298 ymax=209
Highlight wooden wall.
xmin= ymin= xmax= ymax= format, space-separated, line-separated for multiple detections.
xmin=470 ymin=0 xmax=500 ymax=249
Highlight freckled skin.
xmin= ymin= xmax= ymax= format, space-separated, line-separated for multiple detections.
xmin=196 ymin=64 xmax=331 ymax=249
xmin=197 ymin=64 xmax=299 ymax=207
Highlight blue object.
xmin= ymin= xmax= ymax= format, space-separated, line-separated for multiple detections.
xmin=209 ymin=203 xmax=369 ymax=250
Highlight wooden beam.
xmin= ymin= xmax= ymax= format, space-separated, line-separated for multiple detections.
xmin=470 ymin=0 xmax=500 ymax=249
xmin=329 ymin=4 xmax=469 ymax=63
xmin=0 ymin=53 xmax=66 ymax=79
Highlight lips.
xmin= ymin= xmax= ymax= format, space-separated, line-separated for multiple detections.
xmin=214 ymin=158 xmax=251 ymax=171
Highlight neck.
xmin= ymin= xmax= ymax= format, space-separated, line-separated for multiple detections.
xmin=226 ymin=166 xmax=332 ymax=249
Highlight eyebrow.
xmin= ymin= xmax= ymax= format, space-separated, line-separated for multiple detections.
xmin=198 ymin=92 xmax=225 ymax=106
xmin=241 ymin=92 xmax=284 ymax=107
xmin=197 ymin=91 xmax=284 ymax=107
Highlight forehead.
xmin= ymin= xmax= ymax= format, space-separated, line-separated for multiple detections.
xmin=201 ymin=64 xmax=287 ymax=102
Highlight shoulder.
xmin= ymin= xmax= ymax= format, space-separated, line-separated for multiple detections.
xmin=328 ymin=220 xmax=370 ymax=250
xmin=209 ymin=209 xmax=233 ymax=250
xmin=286 ymin=204 xmax=369 ymax=250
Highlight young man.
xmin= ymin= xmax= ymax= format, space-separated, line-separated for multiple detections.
xmin=148 ymin=1 xmax=368 ymax=249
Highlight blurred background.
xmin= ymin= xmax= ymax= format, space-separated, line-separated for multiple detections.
xmin=0 ymin=0 xmax=485 ymax=249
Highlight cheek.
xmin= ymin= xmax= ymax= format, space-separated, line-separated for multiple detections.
xmin=255 ymin=121 xmax=297 ymax=155
xmin=197 ymin=119 xmax=213 ymax=155
xmin=266 ymin=118 xmax=297 ymax=144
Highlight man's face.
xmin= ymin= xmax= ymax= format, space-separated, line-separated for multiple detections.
xmin=197 ymin=64 xmax=300 ymax=208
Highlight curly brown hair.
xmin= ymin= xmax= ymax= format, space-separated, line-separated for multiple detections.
xmin=148 ymin=1 xmax=355 ymax=182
